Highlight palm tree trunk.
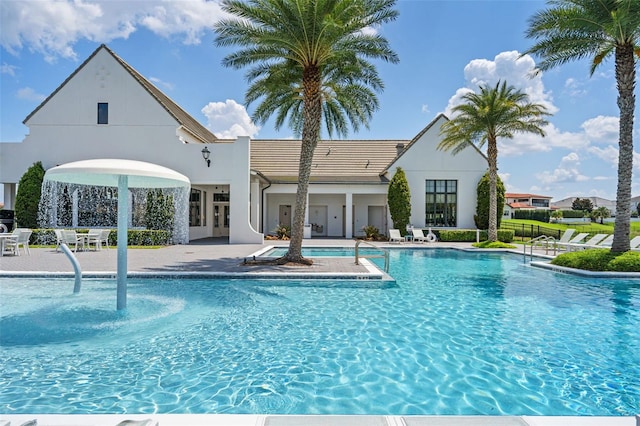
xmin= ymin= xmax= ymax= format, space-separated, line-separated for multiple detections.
xmin=284 ymin=65 xmax=322 ymax=264
xmin=487 ymin=138 xmax=498 ymax=242
xmin=611 ymin=45 xmax=636 ymax=253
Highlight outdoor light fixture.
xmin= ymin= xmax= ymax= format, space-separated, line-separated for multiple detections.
xmin=201 ymin=146 xmax=211 ymax=167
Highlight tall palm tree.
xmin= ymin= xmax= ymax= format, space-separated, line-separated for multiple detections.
xmin=524 ymin=0 xmax=640 ymax=253
xmin=214 ymin=0 xmax=398 ymax=263
xmin=439 ymin=81 xmax=550 ymax=242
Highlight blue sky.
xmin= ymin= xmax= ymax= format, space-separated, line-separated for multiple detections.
xmin=1 ymin=0 xmax=638 ymax=204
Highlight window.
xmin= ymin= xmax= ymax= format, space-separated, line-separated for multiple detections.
xmin=189 ymin=189 xmax=202 ymax=226
xmin=425 ymin=180 xmax=457 ymax=227
xmin=97 ymin=102 xmax=108 ymax=124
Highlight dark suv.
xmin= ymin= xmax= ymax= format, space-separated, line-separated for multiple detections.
xmin=0 ymin=209 xmax=14 ymax=233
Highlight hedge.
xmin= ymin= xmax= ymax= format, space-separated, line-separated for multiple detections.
xmin=30 ymin=229 xmax=172 ymax=246
xmin=438 ymin=229 xmax=514 ymax=243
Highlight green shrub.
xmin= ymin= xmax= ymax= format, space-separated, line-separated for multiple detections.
xmin=30 ymin=228 xmax=171 ymax=246
xmin=362 ymin=225 xmax=381 ymax=240
xmin=559 ymin=209 xmax=587 ymax=219
xmin=15 ymin=162 xmax=45 ymax=228
xmin=387 ymin=167 xmax=411 ymax=236
xmin=474 ymin=171 xmax=505 ymax=229
xmin=438 ymin=229 xmax=514 ymax=243
xmin=472 ymin=241 xmax=516 ymax=249
xmin=551 ymin=249 xmax=640 ymax=272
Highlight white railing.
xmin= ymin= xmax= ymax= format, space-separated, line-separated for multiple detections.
xmin=355 ymin=240 xmax=390 ymax=273
xmin=524 ymin=235 xmax=557 ymax=259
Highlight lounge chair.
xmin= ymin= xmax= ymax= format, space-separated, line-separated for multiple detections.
xmin=556 ymin=232 xmax=589 ymax=251
xmin=566 ymin=233 xmax=608 ymax=251
xmin=630 ymin=236 xmax=640 ymax=250
xmin=388 ymin=229 xmax=403 ymax=243
xmin=556 ymin=229 xmax=576 ymax=245
xmin=412 ymin=228 xmax=427 ymax=243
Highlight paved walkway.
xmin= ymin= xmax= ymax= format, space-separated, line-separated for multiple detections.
xmin=0 ymin=238 xmax=485 ymax=276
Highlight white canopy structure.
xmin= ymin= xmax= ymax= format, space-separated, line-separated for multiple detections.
xmin=44 ymin=159 xmax=190 ymax=310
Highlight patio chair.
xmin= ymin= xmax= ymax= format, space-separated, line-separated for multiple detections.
xmin=4 ymin=228 xmax=32 ymax=256
xmin=85 ymin=229 xmax=102 ymax=251
xmin=566 ymin=233 xmax=608 ymax=251
xmin=388 ymin=229 xmax=403 ymax=243
xmin=412 ymin=228 xmax=427 ymax=243
xmin=61 ymin=229 xmax=84 ymax=252
xmin=54 ymin=229 xmax=64 ymax=252
xmin=87 ymin=229 xmax=110 ymax=250
xmin=556 ymin=232 xmax=589 ymax=251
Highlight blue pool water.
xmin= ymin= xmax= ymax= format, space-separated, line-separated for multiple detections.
xmin=1 ymin=249 xmax=639 ymax=415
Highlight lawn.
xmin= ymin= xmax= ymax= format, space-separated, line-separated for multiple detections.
xmin=501 ymin=218 xmax=640 ymax=239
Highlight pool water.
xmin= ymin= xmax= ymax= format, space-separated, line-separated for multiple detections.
xmin=1 ymin=249 xmax=639 ymax=415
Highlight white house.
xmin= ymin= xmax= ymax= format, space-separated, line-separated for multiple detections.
xmin=0 ymin=44 xmax=488 ymax=243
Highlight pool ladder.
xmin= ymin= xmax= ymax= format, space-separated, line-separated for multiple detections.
xmin=355 ymin=240 xmax=390 ymax=273
xmin=524 ymin=235 xmax=558 ymax=260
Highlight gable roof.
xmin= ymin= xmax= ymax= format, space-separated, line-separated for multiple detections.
xmin=23 ymin=44 xmax=218 ymax=144
xmin=381 ymin=113 xmax=488 ymax=175
xmin=250 ymin=139 xmax=405 ymax=184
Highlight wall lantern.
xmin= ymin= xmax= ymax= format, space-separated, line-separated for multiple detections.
xmin=201 ymin=146 xmax=211 ymax=167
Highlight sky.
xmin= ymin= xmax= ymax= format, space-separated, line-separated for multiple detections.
xmin=1 ymin=0 xmax=639 ymax=204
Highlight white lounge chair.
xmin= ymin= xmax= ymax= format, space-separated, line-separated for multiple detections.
xmin=412 ymin=228 xmax=427 ymax=243
xmin=388 ymin=229 xmax=403 ymax=243
xmin=566 ymin=233 xmax=608 ymax=251
xmin=556 ymin=229 xmax=576 ymax=245
xmin=556 ymin=232 xmax=589 ymax=251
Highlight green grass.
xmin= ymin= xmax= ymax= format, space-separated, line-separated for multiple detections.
xmin=551 ymin=249 xmax=640 ymax=272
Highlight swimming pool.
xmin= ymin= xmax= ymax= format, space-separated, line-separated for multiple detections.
xmin=1 ymin=249 xmax=638 ymax=415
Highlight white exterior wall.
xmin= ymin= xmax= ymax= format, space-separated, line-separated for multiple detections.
xmin=389 ymin=115 xmax=487 ymax=229
xmin=0 ymin=48 xmax=262 ymax=244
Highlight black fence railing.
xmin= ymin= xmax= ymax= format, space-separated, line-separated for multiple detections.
xmin=499 ymin=223 xmax=562 ymax=240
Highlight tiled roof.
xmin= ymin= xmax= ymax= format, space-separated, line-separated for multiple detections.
xmin=24 ymin=44 xmax=218 ymax=144
xmin=508 ymin=202 xmax=535 ymax=209
xmin=250 ymin=139 xmax=405 ymax=183
xmin=505 ymin=193 xmax=552 ymax=199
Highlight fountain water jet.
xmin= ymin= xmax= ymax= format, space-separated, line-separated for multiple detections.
xmin=44 ymin=159 xmax=190 ymax=310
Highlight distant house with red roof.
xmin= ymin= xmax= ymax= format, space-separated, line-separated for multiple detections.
xmin=503 ymin=193 xmax=554 ymax=218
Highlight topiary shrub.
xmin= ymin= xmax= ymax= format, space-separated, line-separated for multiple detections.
xmin=15 ymin=162 xmax=45 ymax=228
xmin=474 ymin=171 xmax=505 ymax=230
xmin=387 ymin=167 xmax=411 ymax=236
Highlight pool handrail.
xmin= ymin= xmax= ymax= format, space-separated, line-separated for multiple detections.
xmin=524 ymin=234 xmax=558 ymax=259
xmin=355 ymin=240 xmax=389 ymax=272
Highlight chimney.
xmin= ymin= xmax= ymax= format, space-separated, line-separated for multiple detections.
xmin=396 ymin=143 xmax=405 ymax=156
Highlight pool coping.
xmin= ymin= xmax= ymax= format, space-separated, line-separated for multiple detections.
xmin=0 ymin=414 xmax=637 ymax=426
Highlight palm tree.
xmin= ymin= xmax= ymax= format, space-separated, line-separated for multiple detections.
xmin=439 ymin=81 xmax=550 ymax=242
xmin=524 ymin=0 xmax=640 ymax=253
xmin=214 ymin=0 xmax=398 ymax=263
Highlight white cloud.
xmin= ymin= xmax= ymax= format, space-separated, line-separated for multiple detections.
xmin=581 ymin=115 xmax=618 ymax=143
xmin=563 ymin=77 xmax=587 ymax=98
xmin=460 ymin=51 xmax=557 ymax=114
xmin=421 ymin=104 xmax=430 ymax=114
xmin=16 ymin=87 xmax=46 ymax=102
xmin=201 ymin=99 xmax=260 ymax=139
xmin=536 ymin=152 xmax=589 ymax=185
xmin=0 ymin=0 xmax=225 ymax=62
xmin=1 ymin=63 xmax=17 ymax=76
